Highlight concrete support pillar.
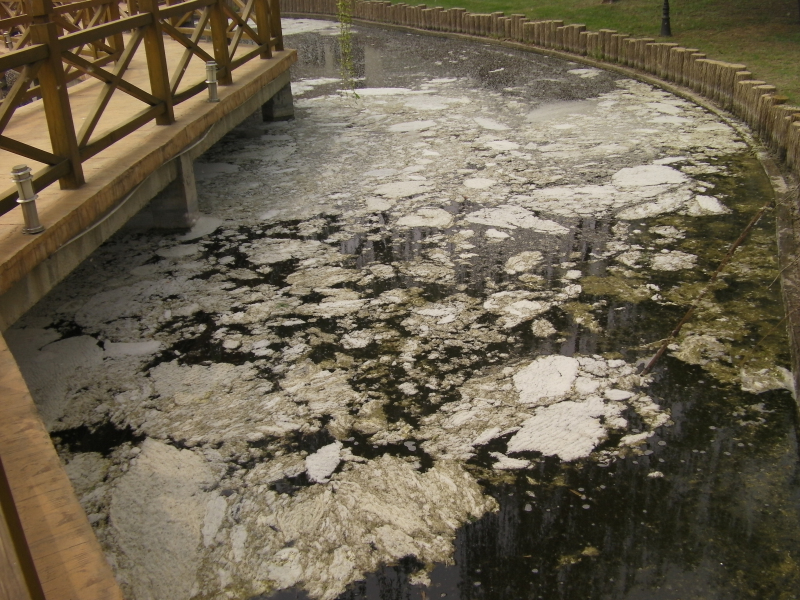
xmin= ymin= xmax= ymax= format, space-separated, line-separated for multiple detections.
xmin=134 ymin=153 xmax=199 ymax=229
xmin=262 ymin=82 xmax=294 ymax=121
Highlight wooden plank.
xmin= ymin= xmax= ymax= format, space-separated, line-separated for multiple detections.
xmin=0 ymin=14 xmax=29 ymax=29
xmin=165 ymin=8 xmax=213 ymax=94
xmin=229 ymin=40 xmax=270 ymax=70
xmin=159 ymin=0 xmax=215 ymax=20
xmin=138 ymin=0 xmax=174 ymax=124
xmin=107 ymin=0 xmax=123 ymax=61
xmin=63 ymin=36 xmax=157 ymax=107
xmin=162 ymin=18 xmax=214 ymax=67
xmin=74 ymin=30 xmax=146 ymax=146
xmin=60 ymin=47 xmax=115 ymax=87
xmin=57 ymin=12 xmax=149 ymax=50
xmin=79 ymin=103 xmax=164 ymax=159
xmin=52 ymin=0 xmax=115 ymax=16
xmin=52 ymin=13 xmax=116 ymax=56
xmin=0 ymin=63 xmax=42 ymax=134
xmin=28 ymin=13 xmax=84 ymax=189
xmin=0 ymin=44 xmax=49 ymax=74
xmin=0 ymin=136 xmax=60 ymax=165
xmin=0 ymin=40 xmax=296 ymax=292
xmin=223 ymin=0 xmax=257 ymax=61
xmin=208 ymin=0 xmax=231 ymax=84
xmin=10 ymin=29 xmax=32 ymax=53
xmin=172 ymin=77 xmax=205 ymax=104
xmin=0 ymin=515 xmax=35 ymax=600
xmin=29 ymin=53 xmax=116 ymax=103
xmin=0 ymin=335 xmax=124 ymax=600
xmin=268 ymin=0 xmax=282 ymax=51
xmin=0 ymin=455 xmax=44 ymax=600
xmin=252 ymin=0 xmax=272 ymax=58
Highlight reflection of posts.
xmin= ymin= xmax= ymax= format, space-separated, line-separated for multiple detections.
xmin=660 ymin=0 xmax=672 ymax=37
xmin=11 ymin=165 xmax=45 ymax=234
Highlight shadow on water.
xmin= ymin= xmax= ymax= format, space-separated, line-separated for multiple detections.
xmin=259 ymin=355 xmax=799 ymax=600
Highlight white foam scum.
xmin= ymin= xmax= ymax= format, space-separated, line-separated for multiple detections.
xmin=419 ymin=355 xmax=669 ymax=465
xmin=6 ymin=39 xmax=775 ymax=600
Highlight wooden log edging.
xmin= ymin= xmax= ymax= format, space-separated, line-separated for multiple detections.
xmin=280 ymin=0 xmax=800 ymax=401
xmin=279 ymin=0 xmax=800 ymax=186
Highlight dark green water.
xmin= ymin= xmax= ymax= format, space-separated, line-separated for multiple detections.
xmin=258 ymin=23 xmax=800 ymax=600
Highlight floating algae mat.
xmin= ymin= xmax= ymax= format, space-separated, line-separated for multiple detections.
xmin=7 ymin=20 xmax=800 ymax=600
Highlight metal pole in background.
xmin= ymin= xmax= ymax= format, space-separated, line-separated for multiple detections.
xmin=660 ymin=0 xmax=672 ymax=36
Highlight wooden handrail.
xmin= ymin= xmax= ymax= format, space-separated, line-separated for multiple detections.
xmin=57 ymin=11 xmax=149 ymax=48
xmin=0 ymin=0 xmax=119 ymax=29
xmin=159 ymin=0 xmax=214 ymax=20
xmin=0 ymin=43 xmax=48 ymax=72
xmin=0 ymin=454 xmax=46 ymax=600
xmin=0 ymin=0 xmax=284 ymax=213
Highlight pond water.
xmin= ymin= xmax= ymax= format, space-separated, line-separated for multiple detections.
xmin=6 ymin=19 xmax=800 ymax=600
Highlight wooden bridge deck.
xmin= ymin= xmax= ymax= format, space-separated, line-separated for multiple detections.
xmin=0 ymin=38 xmax=296 ymax=323
xmin=0 ymin=1 xmax=296 ymax=596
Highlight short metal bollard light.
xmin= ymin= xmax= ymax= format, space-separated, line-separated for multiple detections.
xmin=206 ymin=61 xmax=219 ymax=103
xmin=11 ymin=165 xmax=45 ymax=234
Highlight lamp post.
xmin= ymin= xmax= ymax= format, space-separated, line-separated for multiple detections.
xmin=206 ymin=61 xmax=219 ymax=103
xmin=11 ymin=165 xmax=45 ymax=234
xmin=660 ymin=0 xmax=672 ymax=37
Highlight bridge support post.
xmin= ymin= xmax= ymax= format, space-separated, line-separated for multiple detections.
xmin=144 ymin=153 xmax=199 ymax=229
xmin=262 ymin=82 xmax=294 ymax=121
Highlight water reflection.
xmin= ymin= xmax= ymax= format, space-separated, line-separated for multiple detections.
xmin=259 ymin=22 xmax=800 ymax=600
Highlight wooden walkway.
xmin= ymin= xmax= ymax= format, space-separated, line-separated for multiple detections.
xmin=0 ymin=1 xmax=296 ymax=597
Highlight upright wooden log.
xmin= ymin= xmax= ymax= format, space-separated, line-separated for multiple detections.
xmin=578 ymin=30 xmax=589 ymax=55
xmin=787 ymin=121 xmax=800 ymax=171
xmin=253 ymin=0 xmax=273 ymax=58
xmin=733 ymin=80 xmax=763 ymax=120
xmin=753 ymin=87 xmax=781 ymax=138
xmin=570 ymin=25 xmax=586 ymax=54
xmin=454 ymin=8 xmax=465 ymax=33
xmin=207 ymin=0 xmax=233 ymax=83
xmin=598 ymin=29 xmax=615 ymax=59
xmin=532 ymin=21 xmax=543 ymax=45
xmin=555 ymin=25 xmax=564 ymax=50
xmin=717 ymin=63 xmax=746 ymax=110
xmin=107 ymin=0 xmax=124 ymax=62
xmin=686 ymin=52 xmax=706 ymax=91
xmin=511 ymin=14 xmax=525 ymax=41
xmin=768 ymin=104 xmax=800 ymax=159
xmin=668 ymin=47 xmax=687 ymax=85
xmin=549 ymin=21 xmax=563 ymax=48
xmin=622 ymin=37 xmax=637 ymax=66
xmin=586 ymin=31 xmax=599 ymax=58
xmin=138 ymin=0 xmax=177 ymax=118
xmin=523 ymin=21 xmax=534 ymax=44
xmin=27 ymin=0 xmax=84 ymax=187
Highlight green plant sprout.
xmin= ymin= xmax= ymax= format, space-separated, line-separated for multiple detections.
xmin=337 ymin=0 xmax=359 ymax=97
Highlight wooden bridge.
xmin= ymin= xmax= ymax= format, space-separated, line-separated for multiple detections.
xmin=0 ymin=0 xmax=296 ymax=597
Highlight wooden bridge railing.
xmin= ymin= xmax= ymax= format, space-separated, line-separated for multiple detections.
xmin=0 ymin=0 xmax=284 ymax=217
xmin=1 ymin=0 xmax=124 ymax=93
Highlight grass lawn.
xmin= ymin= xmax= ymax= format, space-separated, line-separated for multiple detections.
xmin=400 ymin=0 xmax=800 ymax=103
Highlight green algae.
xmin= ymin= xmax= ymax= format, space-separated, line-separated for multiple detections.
xmin=576 ymin=151 xmax=791 ymax=393
xmin=581 ymin=273 xmax=652 ymax=303
xmin=561 ymin=302 xmax=604 ymax=333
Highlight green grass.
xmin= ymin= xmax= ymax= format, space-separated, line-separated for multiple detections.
xmin=401 ymin=0 xmax=800 ymax=103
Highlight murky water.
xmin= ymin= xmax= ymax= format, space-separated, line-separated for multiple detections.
xmin=6 ymin=19 xmax=799 ymax=600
